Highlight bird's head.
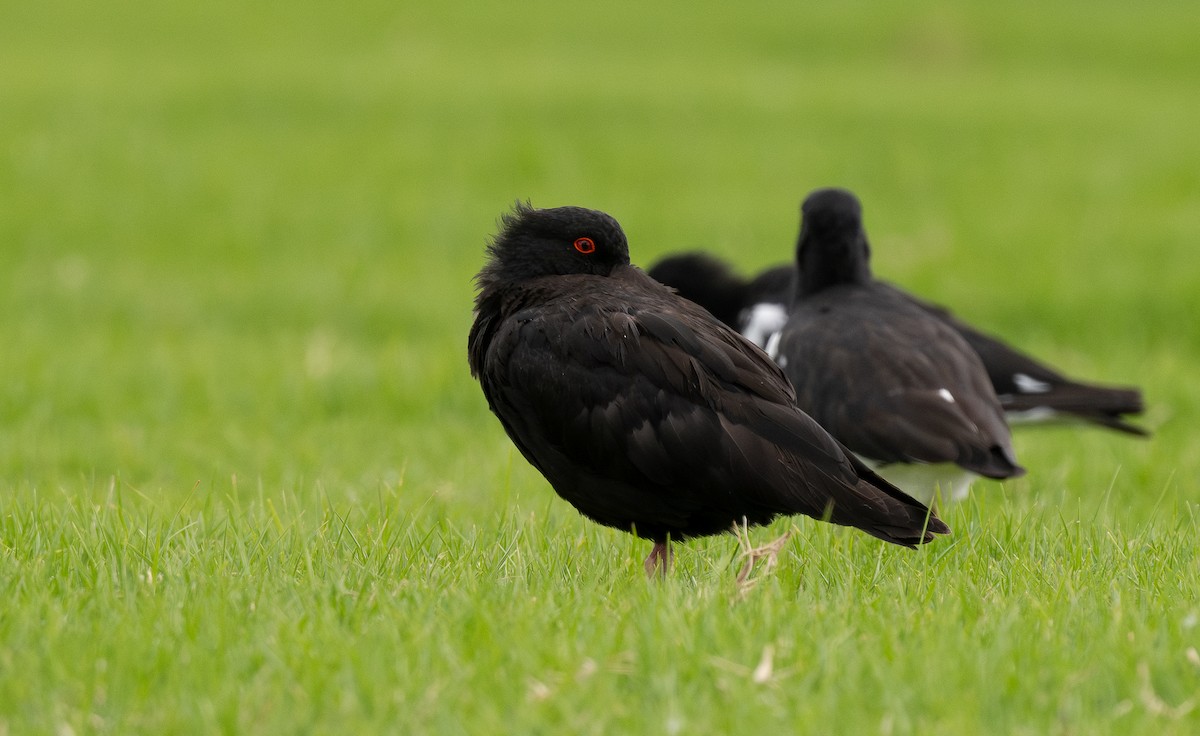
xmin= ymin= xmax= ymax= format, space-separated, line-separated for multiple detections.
xmin=795 ymin=188 xmax=873 ymax=296
xmin=477 ymin=203 xmax=631 ymax=293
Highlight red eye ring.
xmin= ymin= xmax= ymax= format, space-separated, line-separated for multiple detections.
xmin=574 ymin=237 xmax=596 ymax=254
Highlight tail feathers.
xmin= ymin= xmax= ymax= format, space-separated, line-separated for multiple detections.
xmin=1003 ymin=382 xmax=1148 ymax=437
xmin=959 ymin=444 xmax=1026 ymax=481
xmin=834 ymin=456 xmax=950 ymax=548
xmin=1003 ymin=382 xmax=1142 ymax=414
xmin=1077 ymin=413 xmax=1150 ymax=437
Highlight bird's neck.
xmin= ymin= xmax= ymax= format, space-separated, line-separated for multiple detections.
xmin=796 ymin=242 xmax=872 ymax=297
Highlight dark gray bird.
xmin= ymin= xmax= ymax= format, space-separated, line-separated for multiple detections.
xmin=468 ymin=202 xmax=948 ymax=575
xmin=769 ymin=188 xmax=1025 ymax=503
xmin=648 ymin=254 xmax=1146 ymax=437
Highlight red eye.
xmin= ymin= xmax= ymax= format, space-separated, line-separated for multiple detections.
xmin=574 ymin=237 xmax=596 ymax=254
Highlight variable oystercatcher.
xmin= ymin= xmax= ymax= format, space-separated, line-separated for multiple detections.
xmin=468 ymin=202 xmax=948 ymax=575
xmin=648 ymin=254 xmax=1146 ymax=437
xmin=770 ymin=188 xmax=1025 ymax=503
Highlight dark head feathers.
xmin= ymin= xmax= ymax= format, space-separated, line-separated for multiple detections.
xmin=802 ymin=187 xmax=863 ymax=223
xmin=797 ymin=188 xmax=873 ymax=296
xmin=477 ymin=202 xmax=630 ymax=297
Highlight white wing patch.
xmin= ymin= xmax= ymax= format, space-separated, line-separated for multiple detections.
xmin=763 ymin=330 xmax=783 ymax=360
xmin=740 ymin=303 xmax=788 ymax=348
xmin=937 ymin=388 xmax=956 ymax=404
xmin=1013 ymin=372 xmax=1052 ymax=394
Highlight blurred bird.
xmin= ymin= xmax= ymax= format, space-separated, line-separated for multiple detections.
xmin=468 ymin=202 xmax=948 ymax=575
xmin=646 ymin=253 xmax=793 ymax=349
xmin=648 ymin=242 xmax=1146 ymax=439
xmin=768 ymin=188 xmax=1025 ymax=503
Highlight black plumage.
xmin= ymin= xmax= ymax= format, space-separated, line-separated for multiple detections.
xmin=648 ymin=248 xmax=1146 ymax=437
xmin=772 ymin=189 xmax=1025 ymax=502
xmin=468 ymin=203 xmax=948 ymax=573
xmin=903 ymin=297 xmax=1147 ymax=436
xmin=647 ymin=256 xmax=790 ymax=349
xmin=639 ymin=251 xmax=747 ymax=330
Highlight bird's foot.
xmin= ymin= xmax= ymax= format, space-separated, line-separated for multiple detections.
xmin=734 ymin=521 xmax=792 ymax=593
xmin=643 ymin=542 xmax=674 ymax=579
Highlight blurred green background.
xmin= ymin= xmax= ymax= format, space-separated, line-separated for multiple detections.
xmin=3 ymin=0 xmax=1194 ymax=501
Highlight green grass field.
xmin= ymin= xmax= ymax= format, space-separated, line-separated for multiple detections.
xmin=3 ymin=0 xmax=1199 ymax=732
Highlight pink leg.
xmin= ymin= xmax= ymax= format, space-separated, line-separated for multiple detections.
xmin=643 ymin=542 xmax=674 ymax=578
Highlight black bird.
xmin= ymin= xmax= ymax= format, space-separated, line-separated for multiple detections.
xmin=769 ymin=188 xmax=1025 ymax=503
xmin=647 ymin=254 xmax=793 ymax=348
xmin=648 ymin=256 xmax=1146 ymax=437
xmin=468 ymin=202 xmax=948 ymax=574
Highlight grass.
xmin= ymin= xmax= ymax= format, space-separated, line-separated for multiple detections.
xmin=1 ymin=0 xmax=1198 ymax=732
